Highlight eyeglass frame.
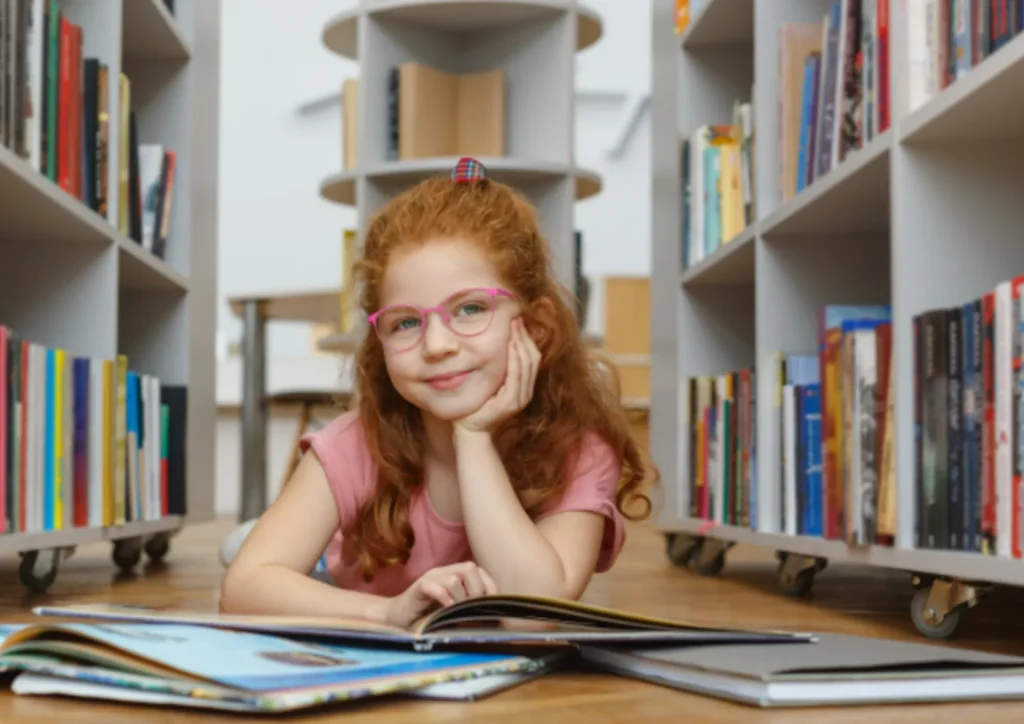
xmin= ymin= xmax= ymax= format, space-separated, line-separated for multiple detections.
xmin=367 ymin=286 xmax=518 ymax=351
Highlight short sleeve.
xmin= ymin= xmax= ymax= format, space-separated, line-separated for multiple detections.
xmin=538 ymin=433 xmax=626 ymax=572
xmin=298 ymin=410 xmax=373 ymax=532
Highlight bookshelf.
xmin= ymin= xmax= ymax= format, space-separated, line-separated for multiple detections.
xmin=318 ymin=0 xmax=604 ymax=294
xmin=651 ymin=0 xmax=1024 ymax=639
xmin=0 ymin=0 xmax=219 ymax=592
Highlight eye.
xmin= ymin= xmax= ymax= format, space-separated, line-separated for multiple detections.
xmin=390 ymin=316 xmax=420 ymax=332
xmin=454 ymin=302 xmax=487 ymax=316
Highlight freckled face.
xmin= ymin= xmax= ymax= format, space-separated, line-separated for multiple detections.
xmin=375 ymin=237 xmax=519 ymax=422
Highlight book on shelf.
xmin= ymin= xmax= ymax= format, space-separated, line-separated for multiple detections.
xmin=681 ymin=102 xmax=754 ymax=270
xmin=684 ymin=368 xmax=757 ymax=529
xmin=0 ymin=620 xmax=561 ymax=714
xmin=0 ymin=0 xmax=176 ymax=258
xmin=0 ymin=323 xmax=187 ymax=537
xmin=386 ymin=61 xmax=506 ymax=161
xmin=914 ymin=275 xmax=1024 ymax=559
xmin=907 ymin=0 xmax=1024 ymax=114
xmin=777 ymin=0 xmax=890 ymax=204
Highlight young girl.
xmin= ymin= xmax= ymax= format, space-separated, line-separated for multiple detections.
xmin=220 ymin=158 xmax=657 ymax=628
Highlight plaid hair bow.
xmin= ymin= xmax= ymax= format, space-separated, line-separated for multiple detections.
xmin=451 ymin=157 xmax=487 ymax=183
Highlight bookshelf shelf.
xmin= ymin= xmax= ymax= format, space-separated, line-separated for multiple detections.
xmin=680 ymin=223 xmax=757 ymax=286
xmin=319 ymin=158 xmax=602 ymax=207
xmin=121 ymin=0 xmax=191 ymax=61
xmin=899 ymin=32 xmax=1024 ymax=144
xmin=679 ymin=0 xmax=753 ymax=49
xmin=652 ymin=0 xmax=1024 ymax=641
xmin=0 ymin=0 xmax=218 ymax=594
xmin=322 ymin=0 xmax=602 ymax=59
xmin=760 ymin=131 xmax=892 ymax=238
xmin=318 ymin=0 xmax=602 ymax=294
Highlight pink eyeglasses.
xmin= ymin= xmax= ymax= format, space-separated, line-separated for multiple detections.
xmin=368 ymin=287 xmax=517 ymax=352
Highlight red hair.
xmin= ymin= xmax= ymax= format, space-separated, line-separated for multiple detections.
xmin=345 ymin=172 xmax=658 ymax=581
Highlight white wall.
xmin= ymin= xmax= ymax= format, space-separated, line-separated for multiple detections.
xmin=213 ymin=0 xmax=652 ymax=516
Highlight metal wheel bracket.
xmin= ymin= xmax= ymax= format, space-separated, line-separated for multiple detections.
xmin=922 ymin=578 xmax=986 ymax=625
xmin=778 ymin=553 xmax=821 ymax=584
xmin=697 ymin=537 xmax=732 ymax=565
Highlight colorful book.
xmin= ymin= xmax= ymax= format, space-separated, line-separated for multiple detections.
xmin=0 ymin=622 xmax=544 ymax=714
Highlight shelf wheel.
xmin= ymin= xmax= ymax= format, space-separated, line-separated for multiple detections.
xmin=689 ymin=537 xmax=730 ymax=577
xmin=776 ymin=552 xmax=827 ymax=598
xmin=663 ymin=532 xmax=700 ymax=567
xmin=144 ymin=532 xmax=171 ymax=563
xmin=18 ymin=548 xmax=70 ymax=594
xmin=909 ymin=577 xmax=989 ymax=640
xmin=112 ymin=537 xmax=144 ymax=572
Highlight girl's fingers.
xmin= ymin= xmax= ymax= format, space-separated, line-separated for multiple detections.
xmin=421 ymin=580 xmax=454 ymax=608
xmin=478 ymin=567 xmax=499 ymax=596
xmin=461 ymin=568 xmax=486 ymax=599
xmin=444 ymin=574 xmax=469 ymax=602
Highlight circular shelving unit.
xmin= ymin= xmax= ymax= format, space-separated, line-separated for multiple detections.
xmin=321 ymin=0 xmax=603 ymax=59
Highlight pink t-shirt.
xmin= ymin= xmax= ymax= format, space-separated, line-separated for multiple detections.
xmin=298 ymin=410 xmax=626 ymax=597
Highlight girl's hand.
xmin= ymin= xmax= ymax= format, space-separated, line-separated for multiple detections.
xmin=455 ymin=318 xmax=540 ymax=434
xmin=384 ymin=561 xmax=499 ymax=628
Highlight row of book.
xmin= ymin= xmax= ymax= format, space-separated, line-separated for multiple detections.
xmin=0 ymin=0 xmax=177 ymax=258
xmin=779 ymin=0 xmax=890 ymax=204
xmin=909 ymin=0 xmax=1024 ymax=114
xmin=0 ymin=323 xmax=187 ymax=537
xmin=684 ymin=282 xmax=1024 ymax=560
xmin=680 ymin=101 xmax=754 ymax=270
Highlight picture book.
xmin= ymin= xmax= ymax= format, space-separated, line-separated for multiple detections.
xmin=577 ymin=632 xmax=1024 ymax=707
xmin=32 ymin=593 xmax=816 ymax=650
xmin=0 ymin=620 xmax=546 ymax=714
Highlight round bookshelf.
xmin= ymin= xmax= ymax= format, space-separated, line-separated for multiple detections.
xmin=318 ymin=0 xmax=603 ymax=292
xmin=321 ymin=0 xmax=603 ymax=59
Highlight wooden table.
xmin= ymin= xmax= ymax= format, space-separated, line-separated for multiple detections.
xmin=227 ymin=289 xmax=345 ymax=522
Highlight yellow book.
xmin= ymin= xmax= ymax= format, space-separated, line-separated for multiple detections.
xmin=102 ymin=359 xmax=114 ymax=527
xmin=115 ymin=355 xmax=128 ymax=525
xmin=118 ymin=74 xmax=131 ymax=234
xmin=340 ymin=228 xmax=358 ymax=333
xmin=718 ymin=142 xmax=743 ymax=243
xmin=53 ymin=349 xmax=63 ymax=530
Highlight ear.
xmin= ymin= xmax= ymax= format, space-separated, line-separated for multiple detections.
xmin=526 ymin=296 xmax=558 ymax=348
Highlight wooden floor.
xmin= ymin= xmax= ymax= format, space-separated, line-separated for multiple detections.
xmin=2 ymin=516 xmax=1024 ymax=722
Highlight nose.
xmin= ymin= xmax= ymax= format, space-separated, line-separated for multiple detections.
xmin=420 ymin=313 xmax=458 ymax=359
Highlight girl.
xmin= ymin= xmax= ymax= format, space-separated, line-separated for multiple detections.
xmin=220 ymin=158 xmax=657 ymax=628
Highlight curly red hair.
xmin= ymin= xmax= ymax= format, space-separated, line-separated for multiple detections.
xmin=344 ymin=172 xmax=658 ymax=581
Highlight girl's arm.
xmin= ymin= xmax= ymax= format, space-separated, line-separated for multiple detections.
xmin=218 ymin=451 xmax=392 ymax=623
xmin=453 ymin=424 xmax=607 ymax=600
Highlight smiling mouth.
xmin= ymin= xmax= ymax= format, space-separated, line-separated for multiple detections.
xmin=424 ymin=370 xmax=472 ymax=390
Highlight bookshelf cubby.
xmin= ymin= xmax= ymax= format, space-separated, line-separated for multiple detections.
xmin=319 ymin=0 xmax=604 ymax=293
xmin=652 ymin=0 xmax=1024 ymax=639
xmin=0 ymin=0 xmax=218 ymax=593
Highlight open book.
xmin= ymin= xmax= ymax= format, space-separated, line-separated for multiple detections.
xmin=0 ymin=620 xmax=551 ymax=714
xmin=32 ymin=594 xmax=814 ymax=650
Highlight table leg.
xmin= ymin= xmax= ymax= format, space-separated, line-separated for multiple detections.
xmin=240 ymin=299 xmax=267 ymax=522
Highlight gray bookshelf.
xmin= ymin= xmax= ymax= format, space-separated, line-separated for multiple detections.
xmin=0 ymin=0 xmax=219 ymax=592
xmin=650 ymin=0 xmax=1024 ymax=640
xmin=318 ymin=0 xmax=604 ymax=294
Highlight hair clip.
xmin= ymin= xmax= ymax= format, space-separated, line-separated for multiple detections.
xmin=451 ymin=157 xmax=487 ymax=184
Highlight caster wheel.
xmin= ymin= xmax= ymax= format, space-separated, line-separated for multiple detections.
xmin=664 ymin=533 xmax=699 ymax=567
xmin=144 ymin=533 xmax=171 ymax=563
xmin=690 ymin=547 xmax=726 ymax=576
xmin=910 ymin=587 xmax=962 ymax=639
xmin=18 ymin=550 xmax=60 ymax=594
xmin=779 ymin=566 xmax=816 ymax=597
xmin=112 ymin=538 xmax=143 ymax=572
